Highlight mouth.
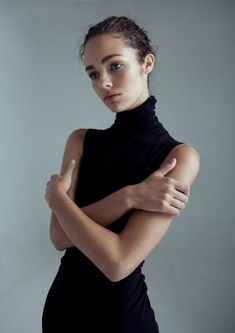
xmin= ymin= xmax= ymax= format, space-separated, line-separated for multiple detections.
xmin=104 ymin=93 xmax=121 ymax=103
xmin=104 ymin=93 xmax=121 ymax=101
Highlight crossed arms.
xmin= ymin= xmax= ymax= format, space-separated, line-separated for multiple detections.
xmin=47 ymin=129 xmax=200 ymax=282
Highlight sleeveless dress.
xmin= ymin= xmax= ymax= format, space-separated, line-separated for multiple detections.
xmin=42 ymin=95 xmax=184 ymax=332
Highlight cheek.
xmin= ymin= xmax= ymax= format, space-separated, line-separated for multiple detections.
xmin=127 ymin=67 xmax=137 ymax=76
xmin=123 ymin=66 xmax=143 ymax=84
xmin=116 ymin=69 xmax=135 ymax=85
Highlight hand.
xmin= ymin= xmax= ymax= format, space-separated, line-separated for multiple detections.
xmin=44 ymin=159 xmax=76 ymax=208
xmin=135 ymin=158 xmax=190 ymax=216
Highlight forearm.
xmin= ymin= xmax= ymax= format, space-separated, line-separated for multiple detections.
xmin=80 ymin=185 xmax=135 ymax=227
xmin=50 ymin=212 xmax=74 ymax=250
xmin=50 ymin=190 xmax=121 ymax=281
xmin=50 ymin=184 xmax=136 ymax=251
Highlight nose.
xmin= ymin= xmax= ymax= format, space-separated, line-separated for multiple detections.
xmin=98 ymin=73 xmax=113 ymax=89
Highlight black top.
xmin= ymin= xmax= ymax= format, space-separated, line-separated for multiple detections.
xmin=42 ymin=95 xmax=184 ymax=333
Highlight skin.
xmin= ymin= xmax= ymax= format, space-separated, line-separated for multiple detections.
xmin=83 ymin=33 xmax=154 ymax=113
xmin=49 ymin=33 xmax=191 ymax=251
xmin=45 ymin=34 xmax=200 ymax=282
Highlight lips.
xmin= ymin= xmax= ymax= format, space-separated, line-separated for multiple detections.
xmin=105 ymin=93 xmax=120 ymax=100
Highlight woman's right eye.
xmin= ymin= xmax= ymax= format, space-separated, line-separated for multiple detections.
xmin=89 ymin=72 xmax=98 ymax=80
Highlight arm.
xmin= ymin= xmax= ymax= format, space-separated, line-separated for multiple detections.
xmin=50 ymin=129 xmax=134 ymax=251
xmin=45 ymin=144 xmax=199 ymax=282
xmin=81 ymin=156 xmax=190 ymax=223
xmin=50 ymin=128 xmax=135 ymax=251
xmin=50 ymin=186 xmax=132 ymax=251
xmin=49 ymin=128 xmax=83 ymax=251
xmin=50 ymin=129 xmax=190 ymax=251
xmin=116 ymin=144 xmax=200 ymax=282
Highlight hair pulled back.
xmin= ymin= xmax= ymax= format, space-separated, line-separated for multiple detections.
xmin=78 ymin=16 xmax=158 ymax=89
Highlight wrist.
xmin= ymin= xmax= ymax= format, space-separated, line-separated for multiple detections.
xmin=49 ymin=188 xmax=68 ymax=210
xmin=124 ymin=184 xmax=141 ymax=210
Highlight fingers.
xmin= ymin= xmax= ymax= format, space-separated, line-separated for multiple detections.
xmin=172 ymin=189 xmax=189 ymax=204
xmin=69 ymin=159 xmax=76 ymax=168
xmin=163 ymin=203 xmax=180 ymax=216
xmin=161 ymin=181 xmax=190 ymax=216
xmin=174 ymin=180 xmax=190 ymax=196
xmin=163 ymin=198 xmax=186 ymax=216
xmin=169 ymin=197 xmax=186 ymax=211
xmin=157 ymin=158 xmax=176 ymax=176
xmin=64 ymin=159 xmax=76 ymax=176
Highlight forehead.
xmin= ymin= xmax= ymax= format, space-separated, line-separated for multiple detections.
xmin=83 ymin=34 xmax=136 ymax=65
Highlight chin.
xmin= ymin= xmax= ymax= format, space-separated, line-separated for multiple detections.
xmin=105 ymin=101 xmax=123 ymax=113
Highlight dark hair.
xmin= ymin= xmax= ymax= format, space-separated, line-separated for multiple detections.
xmin=78 ymin=16 xmax=159 ymax=89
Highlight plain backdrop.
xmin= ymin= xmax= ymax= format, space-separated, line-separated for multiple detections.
xmin=0 ymin=0 xmax=234 ymax=332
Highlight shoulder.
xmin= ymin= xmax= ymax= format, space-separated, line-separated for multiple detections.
xmin=162 ymin=143 xmax=200 ymax=186
xmin=61 ymin=128 xmax=89 ymax=165
xmin=173 ymin=143 xmax=200 ymax=159
xmin=171 ymin=143 xmax=200 ymax=167
xmin=59 ymin=129 xmax=89 ymax=197
xmin=65 ymin=128 xmax=89 ymax=150
xmin=67 ymin=128 xmax=89 ymax=142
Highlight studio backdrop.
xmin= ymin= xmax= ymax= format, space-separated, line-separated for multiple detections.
xmin=0 ymin=0 xmax=234 ymax=332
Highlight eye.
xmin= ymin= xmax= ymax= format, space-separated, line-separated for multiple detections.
xmin=110 ymin=63 xmax=122 ymax=70
xmin=89 ymin=63 xmax=123 ymax=80
xmin=89 ymin=72 xmax=98 ymax=80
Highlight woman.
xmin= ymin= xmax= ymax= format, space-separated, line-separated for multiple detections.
xmin=42 ymin=16 xmax=200 ymax=332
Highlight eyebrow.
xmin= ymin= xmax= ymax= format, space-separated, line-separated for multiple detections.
xmin=85 ymin=54 xmax=123 ymax=71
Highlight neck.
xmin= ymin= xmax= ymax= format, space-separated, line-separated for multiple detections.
xmin=110 ymin=95 xmax=160 ymax=133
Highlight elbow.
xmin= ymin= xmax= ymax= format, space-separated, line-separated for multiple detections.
xmin=49 ymin=230 xmax=67 ymax=251
xmin=102 ymin=256 xmax=123 ymax=283
xmin=50 ymin=236 xmax=66 ymax=251
xmin=108 ymin=256 xmax=147 ymax=282
xmin=54 ymin=244 xmax=66 ymax=252
xmin=106 ymin=259 xmax=131 ymax=283
xmin=106 ymin=265 xmax=122 ymax=283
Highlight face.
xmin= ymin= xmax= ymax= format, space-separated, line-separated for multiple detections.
xmin=83 ymin=34 xmax=155 ymax=113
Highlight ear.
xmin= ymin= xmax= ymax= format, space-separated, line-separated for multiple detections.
xmin=143 ymin=53 xmax=155 ymax=75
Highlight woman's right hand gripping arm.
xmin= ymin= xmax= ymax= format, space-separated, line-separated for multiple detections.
xmin=49 ymin=129 xmax=190 ymax=251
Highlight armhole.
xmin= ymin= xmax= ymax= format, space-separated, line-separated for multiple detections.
xmin=159 ymin=125 xmax=185 ymax=155
xmin=166 ymin=135 xmax=185 ymax=152
xmin=170 ymin=140 xmax=185 ymax=150
xmin=157 ymin=136 xmax=186 ymax=170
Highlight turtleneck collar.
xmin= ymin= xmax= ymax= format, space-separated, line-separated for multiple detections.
xmin=110 ymin=95 xmax=160 ymax=132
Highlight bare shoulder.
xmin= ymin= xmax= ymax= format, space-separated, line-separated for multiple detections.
xmin=67 ymin=128 xmax=89 ymax=149
xmin=63 ymin=128 xmax=89 ymax=160
xmin=160 ymin=143 xmax=200 ymax=186
xmin=171 ymin=143 xmax=200 ymax=161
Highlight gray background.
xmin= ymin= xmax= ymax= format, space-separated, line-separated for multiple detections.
xmin=0 ymin=0 xmax=234 ymax=332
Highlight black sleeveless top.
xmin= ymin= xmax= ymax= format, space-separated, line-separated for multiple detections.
xmin=42 ymin=95 xmax=184 ymax=333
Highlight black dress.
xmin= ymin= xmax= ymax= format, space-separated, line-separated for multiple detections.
xmin=42 ymin=95 xmax=184 ymax=332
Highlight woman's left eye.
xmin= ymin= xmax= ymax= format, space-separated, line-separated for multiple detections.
xmin=111 ymin=63 xmax=122 ymax=70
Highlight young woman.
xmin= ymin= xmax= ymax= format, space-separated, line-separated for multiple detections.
xmin=42 ymin=16 xmax=200 ymax=333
